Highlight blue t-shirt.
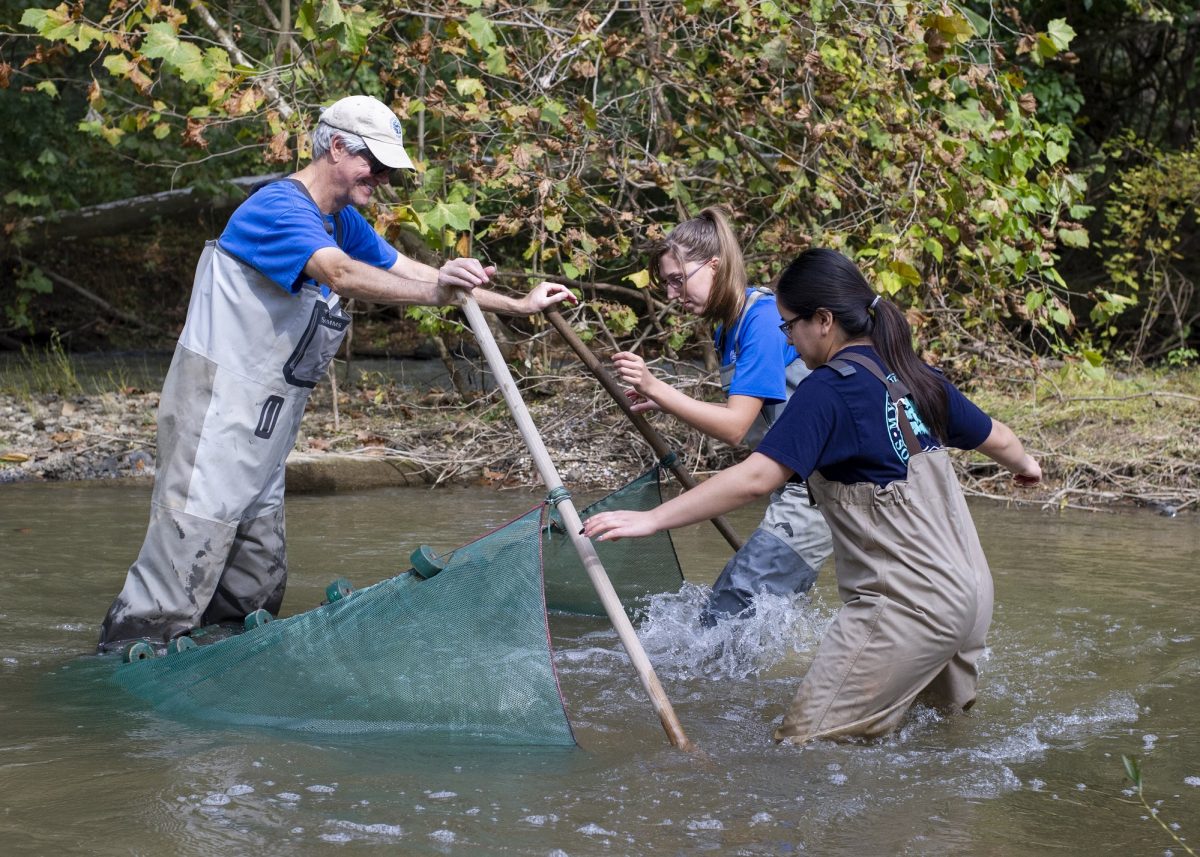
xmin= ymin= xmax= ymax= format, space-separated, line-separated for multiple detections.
xmin=757 ymin=345 xmax=993 ymax=486
xmin=218 ymin=180 xmax=399 ymax=293
xmin=715 ymin=288 xmax=799 ymax=404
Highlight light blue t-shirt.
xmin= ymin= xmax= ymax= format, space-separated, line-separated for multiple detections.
xmin=715 ymin=287 xmax=800 ymax=405
xmin=218 ymin=179 xmax=399 ymax=294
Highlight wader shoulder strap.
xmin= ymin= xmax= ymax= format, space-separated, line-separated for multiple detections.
xmin=719 ymin=286 xmax=773 ymax=354
xmin=827 ymin=351 xmax=922 ymax=458
xmin=279 ymin=177 xmax=345 ymax=247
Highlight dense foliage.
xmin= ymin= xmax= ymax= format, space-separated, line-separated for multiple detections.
xmin=3 ymin=0 xmax=1195 ymax=366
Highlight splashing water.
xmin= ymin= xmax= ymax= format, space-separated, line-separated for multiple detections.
xmin=634 ymin=583 xmax=837 ymax=681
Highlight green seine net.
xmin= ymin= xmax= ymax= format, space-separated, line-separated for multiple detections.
xmin=112 ymin=467 xmax=684 ymax=743
xmin=543 ymin=465 xmax=684 ymax=615
xmin=114 ymin=506 xmax=575 ymax=745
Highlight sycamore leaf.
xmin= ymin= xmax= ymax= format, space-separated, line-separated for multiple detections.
xmin=485 ymin=46 xmax=509 ymax=75
xmin=463 ymin=12 xmax=497 ymax=51
xmin=141 ymin=23 xmax=214 ymax=85
xmin=423 ymin=200 xmax=478 ymax=233
xmin=1057 ymin=226 xmax=1089 ymax=248
xmin=318 ymin=0 xmax=346 ymax=31
xmin=625 ymin=269 xmax=650 ymax=289
xmin=455 ymin=77 xmax=486 ymax=98
xmin=340 ymin=7 xmax=384 ymax=55
xmin=1046 ymin=19 xmax=1076 ymax=51
xmin=1046 ymin=140 xmax=1068 ymax=165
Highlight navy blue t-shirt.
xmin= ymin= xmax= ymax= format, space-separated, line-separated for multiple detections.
xmin=757 ymin=346 xmax=993 ymax=486
xmin=218 ymin=180 xmax=399 ymax=294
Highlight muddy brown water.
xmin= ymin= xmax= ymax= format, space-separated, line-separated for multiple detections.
xmin=1 ymin=481 xmax=1197 ymax=855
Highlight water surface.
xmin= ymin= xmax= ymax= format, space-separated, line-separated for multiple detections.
xmin=1 ymin=482 xmax=1196 ymax=855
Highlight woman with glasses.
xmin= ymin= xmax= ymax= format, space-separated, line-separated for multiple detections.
xmin=609 ymin=207 xmax=832 ymax=623
xmin=586 ymin=247 xmax=1040 ymax=743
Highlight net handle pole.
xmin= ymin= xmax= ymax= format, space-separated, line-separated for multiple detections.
xmin=462 ymin=295 xmax=694 ymax=752
xmin=544 ymin=309 xmax=744 ymax=552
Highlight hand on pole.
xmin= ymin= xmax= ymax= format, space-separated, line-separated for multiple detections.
xmin=438 ymin=257 xmax=495 ymax=289
xmin=624 ymin=388 xmax=662 ymax=414
xmin=523 ymin=281 xmax=579 ymax=314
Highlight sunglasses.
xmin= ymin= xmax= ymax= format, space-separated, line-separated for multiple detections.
xmin=359 ymin=149 xmax=393 ymax=178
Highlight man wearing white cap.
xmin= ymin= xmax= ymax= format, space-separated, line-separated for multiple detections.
xmin=98 ymin=95 xmax=575 ymax=652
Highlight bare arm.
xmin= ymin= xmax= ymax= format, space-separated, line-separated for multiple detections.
xmin=306 ymin=249 xmax=575 ymax=315
xmin=583 ymin=453 xmax=792 ymax=541
xmin=975 ymin=418 xmax=1041 ymax=486
xmin=611 ymin=351 xmax=764 ymax=446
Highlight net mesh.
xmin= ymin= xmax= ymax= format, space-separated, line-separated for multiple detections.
xmin=114 ymin=506 xmax=575 ymax=745
xmin=542 ymin=465 xmax=683 ymax=616
xmin=112 ymin=467 xmax=685 ymax=743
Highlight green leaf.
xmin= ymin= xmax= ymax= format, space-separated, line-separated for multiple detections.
xmin=35 ymin=81 xmax=60 ymax=98
xmin=141 ymin=23 xmax=213 ymax=85
xmin=544 ymin=213 xmax=563 ymax=233
xmin=889 ymin=260 xmax=921 ymax=285
xmin=463 ymin=12 xmax=497 ymax=51
xmin=102 ymin=54 xmax=134 ymax=77
xmin=296 ymin=1 xmax=320 ymax=40
xmin=1046 ymin=19 xmax=1076 ymax=52
xmin=578 ymin=97 xmax=598 ymax=131
xmin=1025 ymin=291 xmax=1045 ymax=311
xmin=317 ymin=0 xmax=347 ymax=31
xmin=423 ymin=200 xmax=478 ymax=233
xmin=18 ymin=8 xmax=50 ymax=32
xmin=485 ymin=47 xmax=508 ymax=75
xmin=625 ymin=269 xmax=651 ymax=289
xmin=340 ymin=7 xmax=383 ymax=55
xmin=1122 ymin=755 xmax=1142 ymax=789
xmin=17 ymin=267 xmax=53 ymax=295
xmin=455 ymin=77 xmax=486 ymax=98
xmin=1046 ymin=140 xmax=1068 ymax=165
xmin=1057 ymin=227 xmax=1089 ymax=248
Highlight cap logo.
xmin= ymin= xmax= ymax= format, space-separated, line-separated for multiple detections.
xmin=390 ymin=117 xmax=403 ymax=139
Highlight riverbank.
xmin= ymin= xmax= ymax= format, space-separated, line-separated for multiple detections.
xmin=1 ymin=360 xmax=1198 ymax=514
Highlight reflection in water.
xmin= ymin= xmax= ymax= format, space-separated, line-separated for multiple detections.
xmin=1 ymin=481 xmax=1197 ymax=855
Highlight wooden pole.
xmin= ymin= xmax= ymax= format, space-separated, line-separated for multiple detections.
xmin=461 ymin=296 xmax=693 ymax=752
xmin=544 ymin=309 xmax=744 ymax=552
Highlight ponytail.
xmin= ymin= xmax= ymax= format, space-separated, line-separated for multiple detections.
xmin=775 ymin=249 xmax=949 ymax=442
xmin=646 ymin=206 xmax=747 ymax=330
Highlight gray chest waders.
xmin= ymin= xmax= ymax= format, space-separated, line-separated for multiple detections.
xmin=773 ymin=352 xmax=993 ymax=743
xmin=704 ymin=289 xmax=833 ymax=623
xmin=99 ymin=242 xmax=350 ymax=648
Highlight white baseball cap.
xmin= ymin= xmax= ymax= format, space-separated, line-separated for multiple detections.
xmin=319 ymin=95 xmax=415 ymax=170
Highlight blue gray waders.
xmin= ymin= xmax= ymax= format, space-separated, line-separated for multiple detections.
xmin=99 ymin=241 xmax=349 ymax=650
xmin=705 ymin=289 xmax=833 ymax=622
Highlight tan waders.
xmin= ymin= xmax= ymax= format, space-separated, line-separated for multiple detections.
xmin=773 ymin=353 xmax=993 ymax=743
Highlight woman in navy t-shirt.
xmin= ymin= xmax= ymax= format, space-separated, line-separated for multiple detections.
xmin=606 ymin=207 xmax=832 ymax=623
xmin=586 ymin=248 xmax=1041 ymax=743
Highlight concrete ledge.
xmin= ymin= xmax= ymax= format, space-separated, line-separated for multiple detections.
xmin=285 ymin=453 xmax=433 ymax=494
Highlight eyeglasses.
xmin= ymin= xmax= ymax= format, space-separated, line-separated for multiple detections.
xmin=778 ymin=315 xmax=802 ymax=335
xmin=663 ymin=263 xmax=706 ymax=292
xmin=359 ymin=149 xmax=393 ymax=179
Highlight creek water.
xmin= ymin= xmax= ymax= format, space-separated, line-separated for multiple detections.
xmin=0 ymin=480 xmax=1196 ymax=855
